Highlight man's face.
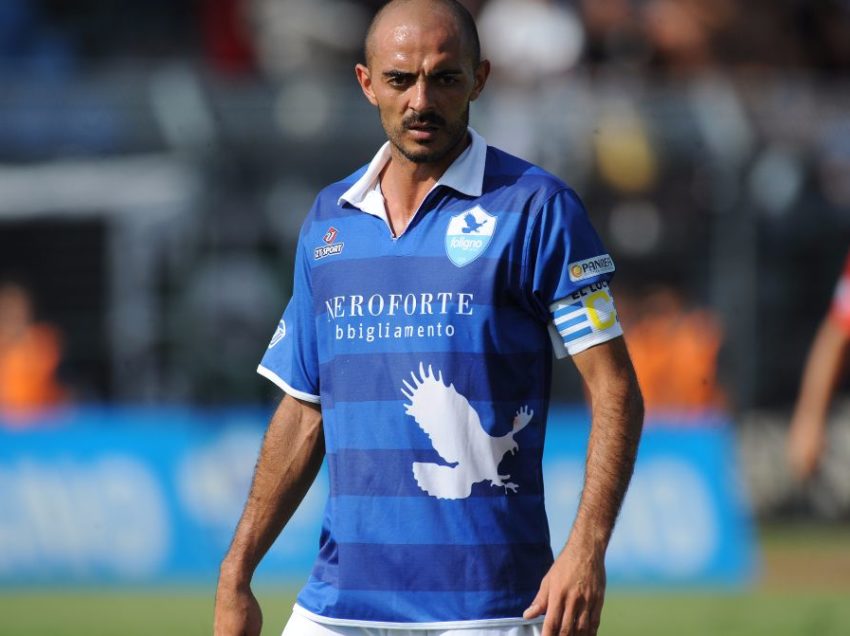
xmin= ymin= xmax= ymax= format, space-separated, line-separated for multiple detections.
xmin=356 ymin=11 xmax=489 ymax=165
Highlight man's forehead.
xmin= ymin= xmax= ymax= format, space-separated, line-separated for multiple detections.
xmin=367 ymin=3 xmax=471 ymax=67
xmin=373 ymin=23 xmax=463 ymax=66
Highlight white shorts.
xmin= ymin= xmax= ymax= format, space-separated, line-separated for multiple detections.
xmin=282 ymin=610 xmax=544 ymax=636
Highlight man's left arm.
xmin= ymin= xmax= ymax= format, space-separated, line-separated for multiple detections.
xmin=524 ymin=336 xmax=644 ymax=636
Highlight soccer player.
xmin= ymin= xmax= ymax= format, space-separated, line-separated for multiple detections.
xmin=214 ymin=1 xmax=644 ymax=635
xmin=788 ymin=250 xmax=850 ymax=480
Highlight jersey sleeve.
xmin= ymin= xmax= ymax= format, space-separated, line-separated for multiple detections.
xmin=829 ymin=250 xmax=850 ymax=335
xmin=257 ymin=233 xmax=320 ymax=403
xmin=523 ymin=188 xmax=623 ymax=358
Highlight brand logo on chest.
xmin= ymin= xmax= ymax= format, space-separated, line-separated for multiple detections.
xmin=315 ymin=226 xmax=344 ymax=260
xmin=444 ymin=205 xmax=497 ymax=267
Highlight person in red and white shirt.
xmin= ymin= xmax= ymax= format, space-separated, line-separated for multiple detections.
xmin=788 ymin=250 xmax=850 ymax=478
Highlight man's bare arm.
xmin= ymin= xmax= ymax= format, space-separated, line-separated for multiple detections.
xmin=788 ymin=316 xmax=850 ymax=479
xmin=214 ymin=394 xmax=325 ymax=636
xmin=524 ymin=336 xmax=643 ymax=636
xmin=568 ymin=336 xmax=644 ymax=560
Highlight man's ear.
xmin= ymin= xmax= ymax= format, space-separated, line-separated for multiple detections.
xmin=470 ymin=59 xmax=491 ymax=102
xmin=355 ymin=64 xmax=379 ymax=107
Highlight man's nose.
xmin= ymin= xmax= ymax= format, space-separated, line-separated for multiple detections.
xmin=409 ymin=76 xmax=434 ymax=112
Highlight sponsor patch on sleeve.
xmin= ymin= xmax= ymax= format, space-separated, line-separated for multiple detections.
xmin=568 ymin=254 xmax=616 ymax=282
xmin=268 ymin=319 xmax=287 ymax=348
xmin=547 ymin=282 xmax=623 ymax=357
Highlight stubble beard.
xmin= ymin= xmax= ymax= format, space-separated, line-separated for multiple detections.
xmin=383 ymin=106 xmax=470 ymax=165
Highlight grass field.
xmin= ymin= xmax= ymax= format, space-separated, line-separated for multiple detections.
xmin=1 ymin=525 xmax=848 ymax=636
xmin=2 ymin=588 xmax=849 ymax=636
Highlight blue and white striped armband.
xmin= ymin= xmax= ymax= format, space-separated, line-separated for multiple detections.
xmin=547 ymin=282 xmax=623 ymax=358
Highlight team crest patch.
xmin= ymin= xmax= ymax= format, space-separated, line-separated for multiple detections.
xmin=445 ymin=206 xmax=497 ymax=267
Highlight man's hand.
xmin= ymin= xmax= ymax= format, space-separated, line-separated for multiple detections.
xmin=214 ymin=577 xmax=262 ymax=636
xmin=213 ymin=395 xmax=324 ymax=635
xmin=523 ymin=537 xmax=606 ymax=636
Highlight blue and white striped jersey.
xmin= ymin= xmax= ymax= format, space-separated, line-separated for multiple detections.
xmin=258 ymin=130 xmax=621 ymax=629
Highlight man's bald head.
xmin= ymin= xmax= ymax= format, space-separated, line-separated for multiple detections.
xmin=364 ymin=0 xmax=481 ymax=69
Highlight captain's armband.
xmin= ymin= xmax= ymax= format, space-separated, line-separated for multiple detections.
xmin=547 ymin=282 xmax=623 ymax=358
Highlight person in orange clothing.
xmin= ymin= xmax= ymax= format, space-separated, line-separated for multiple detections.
xmin=0 ymin=282 xmax=67 ymax=418
xmin=787 ymin=250 xmax=850 ymax=479
xmin=620 ymin=285 xmax=725 ymax=416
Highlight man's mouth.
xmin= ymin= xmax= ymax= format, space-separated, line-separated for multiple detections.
xmin=406 ymin=125 xmax=438 ymax=141
xmin=403 ymin=115 xmax=445 ymax=140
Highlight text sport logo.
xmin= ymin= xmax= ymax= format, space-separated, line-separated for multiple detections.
xmin=315 ymin=227 xmax=344 ymax=259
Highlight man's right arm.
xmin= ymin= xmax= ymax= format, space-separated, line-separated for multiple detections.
xmin=787 ymin=316 xmax=850 ymax=479
xmin=214 ymin=393 xmax=325 ymax=636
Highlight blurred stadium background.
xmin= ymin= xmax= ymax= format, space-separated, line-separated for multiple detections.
xmin=1 ymin=0 xmax=850 ymax=634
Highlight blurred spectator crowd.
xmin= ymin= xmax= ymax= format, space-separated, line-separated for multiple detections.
xmin=0 ymin=282 xmax=66 ymax=418
xmin=0 ymin=0 xmax=849 ymax=416
xmin=0 ymin=0 xmax=849 ymax=78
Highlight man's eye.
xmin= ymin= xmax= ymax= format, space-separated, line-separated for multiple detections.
xmin=387 ymin=75 xmax=411 ymax=87
xmin=436 ymin=76 xmax=458 ymax=86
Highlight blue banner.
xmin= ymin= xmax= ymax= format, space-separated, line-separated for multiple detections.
xmin=545 ymin=407 xmax=756 ymax=586
xmin=0 ymin=407 xmax=755 ymax=586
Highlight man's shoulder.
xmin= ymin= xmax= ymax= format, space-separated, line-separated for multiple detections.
xmin=483 ymin=145 xmax=569 ymax=198
xmin=317 ymin=165 xmax=368 ymax=204
xmin=304 ymin=164 xmax=369 ymax=222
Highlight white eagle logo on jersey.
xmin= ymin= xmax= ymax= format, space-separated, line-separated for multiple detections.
xmin=445 ymin=205 xmax=497 ymax=267
xmin=401 ymin=364 xmax=533 ymax=500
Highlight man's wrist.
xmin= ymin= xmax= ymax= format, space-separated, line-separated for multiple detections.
xmin=219 ymin=555 xmax=256 ymax=589
xmin=566 ymin=522 xmax=610 ymax=557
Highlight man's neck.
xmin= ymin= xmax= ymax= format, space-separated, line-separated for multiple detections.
xmin=380 ymin=132 xmax=471 ymax=237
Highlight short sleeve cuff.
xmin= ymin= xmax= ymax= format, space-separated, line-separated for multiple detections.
xmin=257 ymin=365 xmax=321 ymax=403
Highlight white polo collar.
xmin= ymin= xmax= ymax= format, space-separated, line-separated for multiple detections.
xmin=337 ymin=128 xmax=487 ymax=217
